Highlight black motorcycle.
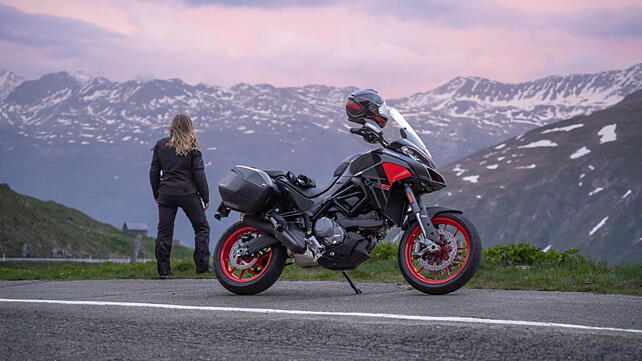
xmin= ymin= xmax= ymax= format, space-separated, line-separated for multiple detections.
xmin=214 ymin=105 xmax=481 ymax=295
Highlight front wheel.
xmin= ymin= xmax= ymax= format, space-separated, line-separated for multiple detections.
xmin=398 ymin=212 xmax=481 ymax=295
xmin=214 ymin=221 xmax=286 ymax=295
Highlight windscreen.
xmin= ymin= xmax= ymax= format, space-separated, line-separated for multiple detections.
xmin=382 ymin=107 xmax=430 ymax=155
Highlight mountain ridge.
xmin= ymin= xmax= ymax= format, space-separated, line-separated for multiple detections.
xmin=1 ymin=63 xmax=640 ymax=247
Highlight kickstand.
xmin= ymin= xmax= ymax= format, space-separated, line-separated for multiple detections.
xmin=342 ymin=271 xmax=362 ymax=295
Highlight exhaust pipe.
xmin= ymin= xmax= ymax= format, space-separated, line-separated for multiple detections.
xmin=243 ymin=214 xmax=307 ymax=254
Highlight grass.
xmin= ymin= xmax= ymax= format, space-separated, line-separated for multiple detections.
xmin=0 ymin=183 xmax=194 ymax=259
xmin=1 ymin=243 xmax=641 ymax=296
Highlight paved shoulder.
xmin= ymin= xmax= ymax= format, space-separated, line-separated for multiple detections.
xmin=0 ymin=280 xmax=640 ymax=360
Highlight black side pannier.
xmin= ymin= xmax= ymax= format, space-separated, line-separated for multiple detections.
xmin=218 ymin=165 xmax=274 ymax=213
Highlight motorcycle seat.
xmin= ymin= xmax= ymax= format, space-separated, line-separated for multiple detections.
xmin=267 ymin=171 xmax=338 ymax=198
xmin=266 ymin=153 xmax=361 ymax=199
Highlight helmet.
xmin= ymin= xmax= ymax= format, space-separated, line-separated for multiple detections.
xmin=345 ymin=89 xmax=389 ymax=128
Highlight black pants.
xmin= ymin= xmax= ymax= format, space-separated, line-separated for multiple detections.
xmin=156 ymin=193 xmax=210 ymax=275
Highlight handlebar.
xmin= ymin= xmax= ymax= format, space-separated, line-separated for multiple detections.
xmin=349 ymin=125 xmax=387 ymax=146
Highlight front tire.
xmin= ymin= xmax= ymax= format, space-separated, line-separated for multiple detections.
xmin=214 ymin=221 xmax=286 ymax=295
xmin=398 ymin=212 xmax=481 ymax=295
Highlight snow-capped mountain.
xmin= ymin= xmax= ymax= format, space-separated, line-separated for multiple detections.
xmin=0 ymin=70 xmax=24 ymax=98
xmin=390 ymin=63 xmax=642 ymax=163
xmin=0 ymin=63 xmax=640 ymax=247
xmin=1 ymin=71 xmax=357 ymax=153
xmin=1 ymin=63 xmax=640 ymax=166
xmin=428 ymin=90 xmax=642 ymax=264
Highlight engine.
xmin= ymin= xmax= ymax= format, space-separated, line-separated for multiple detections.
xmin=312 ymin=213 xmax=384 ymax=271
xmin=314 ymin=217 xmax=345 ymax=246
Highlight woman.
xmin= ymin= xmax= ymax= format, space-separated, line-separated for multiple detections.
xmin=149 ymin=114 xmax=210 ymax=278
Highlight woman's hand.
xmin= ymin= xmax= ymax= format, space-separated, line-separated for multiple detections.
xmin=203 ymin=202 xmax=209 ymax=211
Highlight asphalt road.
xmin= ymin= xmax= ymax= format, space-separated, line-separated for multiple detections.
xmin=1 ymin=279 xmax=640 ymax=360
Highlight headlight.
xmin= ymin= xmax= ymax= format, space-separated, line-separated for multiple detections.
xmin=400 ymin=146 xmax=415 ymax=158
xmin=401 ymin=146 xmax=436 ymax=168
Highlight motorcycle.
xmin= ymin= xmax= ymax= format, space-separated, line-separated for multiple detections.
xmin=213 ymin=106 xmax=481 ymax=295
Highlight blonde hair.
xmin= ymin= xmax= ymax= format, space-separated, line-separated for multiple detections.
xmin=169 ymin=114 xmax=200 ymax=156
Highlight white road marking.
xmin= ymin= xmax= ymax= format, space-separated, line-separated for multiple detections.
xmin=1 ymin=298 xmax=641 ymax=335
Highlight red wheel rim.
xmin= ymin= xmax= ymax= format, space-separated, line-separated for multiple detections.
xmin=404 ymin=217 xmax=471 ymax=284
xmin=219 ymin=227 xmax=273 ymax=283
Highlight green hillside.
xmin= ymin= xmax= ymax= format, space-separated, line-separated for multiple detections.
xmin=0 ymin=184 xmax=193 ymax=259
xmin=428 ymin=91 xmax=642 ymax=264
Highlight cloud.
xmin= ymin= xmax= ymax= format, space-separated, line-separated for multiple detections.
xmin=179 ymin=0 xmax=642 ymax=39
xmin=560 ymin=6 xmax=642 ymax=37
xmin=0 ymin=1 xmax=641 ymax=97
xmin=181 ymin=0 xmax=339 ymax=8
xmin=0 ymin=4 xmax=122 ymax=48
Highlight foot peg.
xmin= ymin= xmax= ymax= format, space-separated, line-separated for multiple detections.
xmin=342 ymin=271 xmax=362 ymax=294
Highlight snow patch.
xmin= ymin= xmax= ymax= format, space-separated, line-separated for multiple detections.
xmin=475 ymin=195 xmax=482 ymax=199
xmin=542 ymin=245 xmax=551 ymax=252
xmin=518 ymin=140 xmax=558 ymax=149
xmin=486 ymin=164 xmax=498 ymax=169
xmin=570 ymin=146 xmax=591 ymax=159
xmin=597 ymin=124 xmax=617 ymax=144
xmin=541 ymin=123 xmax=583 ymax=134
xmin=452 ymin=164 xmax=467 ymax=176
xmin=621 ymin=190 xmax=632 ymax=199
xmin=494 ymin=144 xmax=506 ymax=150
xmin=589 ymin=216 xmax=609 ymax=237
xmin=462 ymin=175 xmax=480 ymax=183
xmin=589 ymin=187 xmax=604 ymax=196
xmin=515 ymin=164 xmax=536 ymax=169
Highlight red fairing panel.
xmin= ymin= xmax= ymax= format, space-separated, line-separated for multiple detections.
xmin=382 ymin=162 xmax=411 ymax=184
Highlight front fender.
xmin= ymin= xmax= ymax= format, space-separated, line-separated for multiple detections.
xmin=426 ymin=206 xmax=462 ymax=219
xmin=402 ymin=206 xmax=463 ymax=230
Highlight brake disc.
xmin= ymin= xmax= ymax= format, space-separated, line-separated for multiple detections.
xmin=229 ymin=240 xmax=257 ymax=270
xmin=417 ymin=229 xmax=458 ymax=271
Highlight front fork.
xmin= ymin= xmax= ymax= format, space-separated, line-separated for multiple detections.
xmin=403 ymin=184 xmax=441 ymax=254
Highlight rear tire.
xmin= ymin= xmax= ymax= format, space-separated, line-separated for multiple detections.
xmin=214 ymin=221 xmax=286 ymax=295
xmin=398 ymin=212 xmax=481 ymax=295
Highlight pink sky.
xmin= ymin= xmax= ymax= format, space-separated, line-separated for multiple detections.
xmin=0 ymin=0 xmax=641 ymax=97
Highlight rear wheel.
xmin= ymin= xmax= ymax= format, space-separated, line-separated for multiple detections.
xmin=214 ymin=221 xmax=286 ymax=295
xmin=398 ymin=212 xmax=481 ymax=295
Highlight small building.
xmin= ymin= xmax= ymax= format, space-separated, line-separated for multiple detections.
xmin=122 ymin=222 xmax=148 ymax=237
xmin=172 ymin=239 xmax=182 ymax=247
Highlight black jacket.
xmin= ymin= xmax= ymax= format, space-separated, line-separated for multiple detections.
xmin=150 ymin=137 xmax=209 ymax=203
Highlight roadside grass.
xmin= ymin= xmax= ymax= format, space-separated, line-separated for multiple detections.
xmin=1 ymin=243 xmax=641 ymax=296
